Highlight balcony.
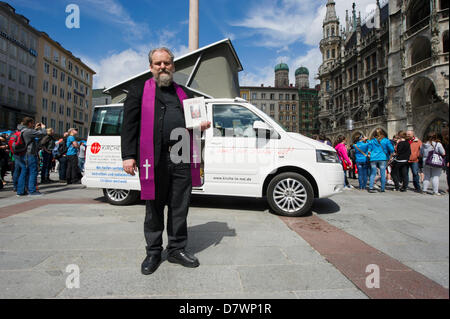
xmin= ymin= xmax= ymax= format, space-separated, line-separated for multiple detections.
xmin=405 ymin=16 xmax=430 ymax=39
xmin=404 ymin=57 xmax=433 ymax=77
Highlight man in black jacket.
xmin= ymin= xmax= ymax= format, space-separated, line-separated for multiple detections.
xmin=121 ymin=47 xmax=210 ymax=275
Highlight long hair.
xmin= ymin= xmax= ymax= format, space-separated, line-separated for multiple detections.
xmin=426 ymin=132 xmax=441 ymax=144
xmin=373 ymin=128 xmax=386 ymax=141
xmin=334 ymin=135 xmax=346 ymax=147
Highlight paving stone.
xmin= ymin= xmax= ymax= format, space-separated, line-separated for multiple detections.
xmin=0 ymin=270 xmax=66 ymax=298
xmin=0 ymin=251 xmax=52 ymax=270
xmin=57 ymin=266 xmax=242 ymax=298
xmin=237 ymin=264 xmax=355 ymax=292
xmin=294 ymin=288 xmax=368 ymax=299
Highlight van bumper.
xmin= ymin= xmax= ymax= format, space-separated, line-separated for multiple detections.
xmin=316 ymin=163 xmax=345 ymax=198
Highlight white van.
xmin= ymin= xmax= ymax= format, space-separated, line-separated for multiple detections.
xmin=82 ymin=98 xmax=344 ymax=217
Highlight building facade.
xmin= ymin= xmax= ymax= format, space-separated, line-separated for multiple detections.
xmin=240 ymin=64 xmax=320 ymax=136
xmin=0 ymin=2 xmax=39 ymax=130
xmin=318 ymin=0 xmax=449 ymax=144
xmin=36 ymin=32 xmax=95 ymax=139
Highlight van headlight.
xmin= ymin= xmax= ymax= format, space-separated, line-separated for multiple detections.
xmin=316 ymin=150 xmax=340 ymax=163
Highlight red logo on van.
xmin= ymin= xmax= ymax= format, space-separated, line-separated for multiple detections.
xmin=91 ymin=142 xmax=101 ymax=154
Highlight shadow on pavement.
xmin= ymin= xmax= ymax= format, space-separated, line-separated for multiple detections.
xmin=182 ymin=221 xmax=237 ymax=256
xmin=312 ymin=198 xmax=341 ymax=215
xmin=189 ymin=195 xmax=268 ymax=211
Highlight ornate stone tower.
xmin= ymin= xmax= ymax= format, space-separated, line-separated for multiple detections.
xmin=320 ymin=0 xmax=340 ymax=65
xmin=295 ymin=67 xmax=310 ymax=88
xmin=275 ymin=63 xmax=290 ymax=88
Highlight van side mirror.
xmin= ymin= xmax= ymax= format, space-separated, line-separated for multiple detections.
xmin=253 ymin=121 xmax=272 ymax=131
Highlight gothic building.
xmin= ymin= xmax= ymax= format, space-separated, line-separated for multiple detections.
xmin=318 ymin=0 xmax=449 ymax=143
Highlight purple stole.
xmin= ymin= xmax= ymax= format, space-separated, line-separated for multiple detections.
xmin=139 ymin=78 xmax=201 ymax=200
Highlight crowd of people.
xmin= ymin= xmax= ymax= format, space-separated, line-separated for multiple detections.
xmin=315 ymin=128 xmax=449 ymax=195
xmin=0 ymin=117 xmax=87 ymax=195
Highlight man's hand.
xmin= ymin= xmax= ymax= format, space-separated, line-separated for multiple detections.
xmin=199 ymin=121 xmax=211 ymax=131
xmin=123 ymin=159 xmax=137 ymax=176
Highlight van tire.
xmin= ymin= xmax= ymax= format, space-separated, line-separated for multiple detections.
xmin=103 ymin=189 xmax=140 ymax=205
xmin=267 ymin=172 xmax=314 ymax=217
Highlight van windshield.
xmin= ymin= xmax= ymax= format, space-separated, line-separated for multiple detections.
xmin=89 ymin=106 xmax=123 ymax=136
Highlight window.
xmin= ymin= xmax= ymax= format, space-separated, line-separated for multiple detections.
xmin=44 ymin=63 xmax=50 ymax=74
xmin=74 ymin=80 xmax=78 ymax=89
xmin=85 ymin=113 xmax=88 ymax=122
xmin=0 ymin=14 xmax=6 ymax=32
xmin=74 ymin=95 xmax=78 ymax=104
xmin=28 ymin=75 xmax=35 ymax=89
xmin=0 ymin=38 xmax=6 ymax=52
xmin=29 ymin=56 xmax=36 ymax=69
xmin=42 ymin=98 xmax=48 ymax=111
xmin=89 ymin=106 xmax=124 ymax=136
xmin=261 ymin=103 xmax=266 ymax=111
xmin=292 ymin=94 xmax=296 ymax=100
xmin=11 ymin=23 xmax=18 ymax=38
xmin=27 ymin=95 xmax=34 ymax=109
xmin=261 ymin=93 xmax=266 ymax=99
xmin=212 ymin=104 xmax=268 ymax=138
xmin=18 ymin=91 xmax=25 ymax=105
xmin=50 ymin=119 xmax=56 ymax=129
xmin=242 ymin=93 xmax=247 ymax=100
xmin=86 ymin=100 xmax=89 ymax=109
xmin=67 ymin=107 xmax=71 ymax=117
xmin=8 ymin=66 xmax=16 ymax=81
xmin=53 ymin=68 xmax=58 ymax=79
xmin=279 ymin=115 xmax=283 ymax=121
xmin=19 ymin=70 xmax=26 ymax=86
xmin=61 ymin=56 xmax=66 ymax=68
xmin=270 ymin=93 xmax=275 ymax=100
xmin=286 ymin=115 xmax=290 ymax=121
xmin=9 ymin=45 xmax=17 ymax=59
xmin=66 ymin=123 xmax=71 ymax=132
xmin=51 ymin=101 xmax=57 ymax=113
xmin=251 ymin=93 xmax=257 ymax=100
xmin=67 ymin=92 xmax=72 ymax=101
xmin=43 ymin=80 xmax=49 ymax=92
xmin=52 ymin=84 xmax=57 ymax=96
xmin=285 ymin=105 xmax=290 ymax=111
xmin=80 ymin=98 xmax=83 ymax=107
xmin=285 ymin=94 xmax=290 ymax=100
xmin=68 ymin=76 xmax=72 ymax=87
xmin=292 ymin=115 xmax=296 ymax=121
xmin=292 ymin=105 xmax=296 ymax=111
xmin=61 ymin=72 xmax=65 ymax=82
xmin=8 ymin=88 xmax=16 ymax=104
xmin=279 ymin=94 xmax=283 ymax=100
xmin=0 ymin=61 xmax=6 ymax=78
xmin=53 ymin=51 xmax=59 ymax=63
xmin=270 ymin=104 xmax=275 ymax=111
xmin=74 ymin=111 xmax=77 ymax=120
xmin=59 ymin=104 xmax=64 ymax=115
xmin=68 ymin=61 xmax=73 ymax=71
xmin=59 ymin=121 xmax=64 ymax=135
xmin=42 ymin=116 xmax=47 ymax=126
xmin=75 ymin=66 xmax=79 ymax=75
xmin=44 ymin=44 xmax=51 ymax=58
xmin=60 ymin=88 xmax=65 ymax=99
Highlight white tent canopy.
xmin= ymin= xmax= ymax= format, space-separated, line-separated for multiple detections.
xmin=104 ymin=38 xmax=243 ymax=103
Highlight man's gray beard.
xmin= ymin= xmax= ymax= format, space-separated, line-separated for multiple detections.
xmin=155 ymin=72 xmax=173 ymax=87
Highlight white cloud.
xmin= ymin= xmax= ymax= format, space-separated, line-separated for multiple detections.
xmin=79 ymin=41 xmax=189 ymax=89
xmin=232 ymin=0 xmax=383 ymax=48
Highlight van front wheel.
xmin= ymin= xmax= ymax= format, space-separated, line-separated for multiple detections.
xmin=267 ymin=173 xmax=314 ymax=217
xmin=103 ymin=189 xmax=140 ymax=205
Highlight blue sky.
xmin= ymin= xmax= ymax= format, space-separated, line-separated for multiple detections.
xmin=9 ymin=0 xmax=378 ymax=89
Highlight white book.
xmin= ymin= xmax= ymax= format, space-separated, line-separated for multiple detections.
xmin=183 ymin=97 xmax=207 ymax=129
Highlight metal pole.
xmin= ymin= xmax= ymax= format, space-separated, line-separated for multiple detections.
xmin=189 ymin=0 xmax=199 ymax=52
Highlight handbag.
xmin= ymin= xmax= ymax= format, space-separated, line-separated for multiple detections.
xmin=354 ymin=144 xmax=370 ymax=164
xmin=425 ymin=144 xmax=445 ymax=168
xmin=342 ymin=159 xmax=352 ymax=170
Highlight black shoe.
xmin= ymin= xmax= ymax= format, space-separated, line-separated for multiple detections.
xmin=141 ymin=255 xmax=162 ymax=275
xmin=368 ymin=189 xmax=377 ymax=193
xmin=167 ymin=250 xmax=199 ymax=268
xmin=400 ymin=188 xmax=407 ymax=192
xmin=414 ymin=189 xmax=423 ymax=194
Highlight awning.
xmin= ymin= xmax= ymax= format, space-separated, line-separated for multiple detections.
xmin=104 ymin=38 xmax=243 ymax=103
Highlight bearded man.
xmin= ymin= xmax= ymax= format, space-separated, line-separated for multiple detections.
xmin=121 ymin=47 xmax=210 ymax=275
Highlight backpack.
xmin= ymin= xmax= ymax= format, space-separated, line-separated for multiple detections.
xmin=8 ymin=130 xmax=27 ymax=156
xmin=52 ymin=139 xmax=68 ymax=159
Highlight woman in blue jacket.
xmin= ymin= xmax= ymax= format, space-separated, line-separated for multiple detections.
xmin=353 ymin=135 xmax=370 ymax=190
xmin=367 ymin=128 xmax=395 ymax=193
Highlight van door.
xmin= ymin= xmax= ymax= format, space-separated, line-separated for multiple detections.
xmin=204 ymin=103 xmax=279 ymax=197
